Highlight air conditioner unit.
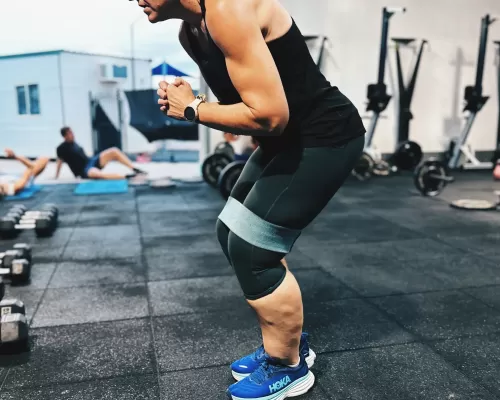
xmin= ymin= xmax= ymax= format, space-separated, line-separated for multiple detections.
xmin=99 ymin=63 xmax=124 ymax=83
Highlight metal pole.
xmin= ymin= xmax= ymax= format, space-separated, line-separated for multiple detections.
xmin=131 ymin=23 xmax=136 ymax=91
xmin=377 ymin=8 xmax=390 ymax=84
xmin=495 ymin=41 xmax=500 ymax=150
xmin=475 ymin=15 xmax=492 ymax=92
xmin=130 ymin=16 xmax=142 ymax=91
xmin=377 ymin=7 xmax=406 ymax=84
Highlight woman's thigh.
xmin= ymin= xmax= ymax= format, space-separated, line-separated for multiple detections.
xmin=243 ymin=135 xmax=364 ymax=231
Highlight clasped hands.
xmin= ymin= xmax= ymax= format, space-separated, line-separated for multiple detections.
xmin=157 ymin=78 xmax=196 ymax=120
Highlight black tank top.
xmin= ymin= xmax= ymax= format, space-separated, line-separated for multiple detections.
xmin=186 ymin=0 xmax=366 ymax=149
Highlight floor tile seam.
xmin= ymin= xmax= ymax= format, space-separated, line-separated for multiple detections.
xmin=134 ymin=191 xmax=163 ymax=397
xmin=459 ymin=289 xmax=500 ymax=314
xmin=315 ymin=261 xmax=500 ymax=300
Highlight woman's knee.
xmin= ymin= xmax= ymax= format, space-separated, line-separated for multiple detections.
xmin=227 ymin=231 xmax=286 ymax=300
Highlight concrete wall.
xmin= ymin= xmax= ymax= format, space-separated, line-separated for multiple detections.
xmin=282 ymin=0 xmax=500 ymax=154
xmin=0 ymin=54 xmax=63 ymax=158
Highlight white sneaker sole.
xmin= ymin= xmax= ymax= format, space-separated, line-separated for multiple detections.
xmin=231 ymin=349 xmax=317 ymax=382
xmin=229 ymin=371 xmax=316 ymax=400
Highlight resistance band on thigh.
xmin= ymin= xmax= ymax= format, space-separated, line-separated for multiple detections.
xmin=218 ymin=197 xmax=301 ymax=254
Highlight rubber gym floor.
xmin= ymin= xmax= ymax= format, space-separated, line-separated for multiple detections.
xmin=0 ymin=172 xmax=500 ymax=400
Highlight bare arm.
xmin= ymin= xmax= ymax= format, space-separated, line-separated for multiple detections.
xmin=173 ymin=0 xmax=289 ymax=136
xmin=55 ymin=159 xmax=63 ymax=179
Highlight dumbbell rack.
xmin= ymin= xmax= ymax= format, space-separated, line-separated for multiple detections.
xmin=0 ymin=204 xmax=59 ymax=239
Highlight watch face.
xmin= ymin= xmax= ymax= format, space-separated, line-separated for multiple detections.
xmin=184 ymin=107 xmax=196 ymax=121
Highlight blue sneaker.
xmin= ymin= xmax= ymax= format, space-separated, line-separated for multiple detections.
xmin=226 ymin=354 xmax=315 ymax=400
xmin=231 ymin=333 xmax=316 ymax=381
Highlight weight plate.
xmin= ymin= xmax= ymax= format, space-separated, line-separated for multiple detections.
xmin=392 ymin=141 xmax=423 ymax=171
xmin=214 ymin=142 xmax=235 ymax=159
xmin=201 ymin=154 xmax=232 ymax=188
xmin=414 ymin=159 xmax=448 ymax=197
xmin=450 ymin=199 xmax=498 ymax=211
xmin=218 ymin=161 xmax=246 ymax=200
xmin=352 ymin=152 xmax=375 ymax=181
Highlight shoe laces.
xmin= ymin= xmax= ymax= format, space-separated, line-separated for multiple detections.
xmin=250 ymin=345 xmax=266 ymax=362
xmin=249 ymin=357 xmax=280 ymax=385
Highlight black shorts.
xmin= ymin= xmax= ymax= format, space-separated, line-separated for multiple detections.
xmin=82 ymin=154 xmax=102 ymax=178
xmin=229 ymin=134 xmax=365 ymax=237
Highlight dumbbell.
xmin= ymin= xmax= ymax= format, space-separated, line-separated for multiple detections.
xmin=0 ymin=314 xmax=29 ymax=348
xmin=0 ymin=289 xmax=29 ymax=350
xmin=13 ymin=243 xmax=32 ymax=264
xmin=23 ymin=204 xmax=59 ymax=221
xmin=7 ymin=205 xmax=27 ymax=214
xmin=5 ymin=208 xmax=24 ymax=220
xmin=0 ymin=298 xmax=26 ymax=316
xmin=0 ymin=250 xmax=31 ymax=284
xmin=0 ymin=215 xmax=56 ymax=238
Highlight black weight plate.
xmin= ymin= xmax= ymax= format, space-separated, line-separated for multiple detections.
xmin=214 ymin=142 xmax=235 ymax=159
xmin=201 ymin=154 xmax=232 ymax=188
xmin=352 ymin=152 xmax=375 ymax=181
xmin=392 ymin=141 xmax=423 ymax=170
xmin=414 ymin=159 xmax=447 ymax=197
xmin=218 ymin=161 xmax=246 ymax=200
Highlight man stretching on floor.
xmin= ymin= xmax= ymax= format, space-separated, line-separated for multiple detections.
xmin=55 ymin=127 xmax=146 ymax=180
xmin=0 ymin=149 xmax=49 ymax=196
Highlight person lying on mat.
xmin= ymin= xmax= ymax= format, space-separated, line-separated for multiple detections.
xmin=55 ymin=127 xmax=147 ymax=180
xmin=0 ymin=149 xmax=49 ymax=197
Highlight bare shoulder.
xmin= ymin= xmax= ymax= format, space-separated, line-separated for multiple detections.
xmin=204 ymin=0 xmax=260 ymax=45
xmin=204 ymin=0 xmax=258 ymax=22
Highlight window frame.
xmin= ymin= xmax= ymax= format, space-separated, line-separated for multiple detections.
xmin=15 ymin=83 xmax=41 ymax=116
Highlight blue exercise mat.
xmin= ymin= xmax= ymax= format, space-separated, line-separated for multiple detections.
xmin=4 ymin=185 xmax=42 ymax=201
xmin=74 ymin=180 xmax=129 ymax=195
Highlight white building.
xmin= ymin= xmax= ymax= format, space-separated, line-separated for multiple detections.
xmin=0 ymin=50 xmax=152 ymax=158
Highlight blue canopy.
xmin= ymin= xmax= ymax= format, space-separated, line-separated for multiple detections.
xmin=152 ymin=62 xmax=190 ymax=77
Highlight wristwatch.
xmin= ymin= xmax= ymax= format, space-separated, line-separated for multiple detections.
xmin=184 ymin=94 xmax=207 ymax=122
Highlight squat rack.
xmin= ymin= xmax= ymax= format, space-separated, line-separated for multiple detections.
xmin=391 ymin=38 xmax=428 ymax=145
xmin=365 ymin=6 xmax=406 ymax=149
xmin=495 ymin=41 xmax=500 ymax=159
xmin=448 ymin=14 xmax=497 ymax=170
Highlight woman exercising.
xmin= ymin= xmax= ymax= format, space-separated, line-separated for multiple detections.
xmin=137 ymin=0 xmax=366 ymax=398
xmin=0 ymin=149 xmax=49 ymax=197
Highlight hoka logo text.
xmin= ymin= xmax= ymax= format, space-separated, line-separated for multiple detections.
xmin=269 ymin=376 xmax=291 ymax=393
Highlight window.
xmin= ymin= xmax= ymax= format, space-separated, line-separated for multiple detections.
xmin=16 ymin=86 xmax=27 ymax=115
xmin=16 ymin=84 xmax=40 ymax=115
xmin=113 ymin=65 xmax=127 ymax=79
xmin=28 ymin=84 xmax=40 ymax=115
